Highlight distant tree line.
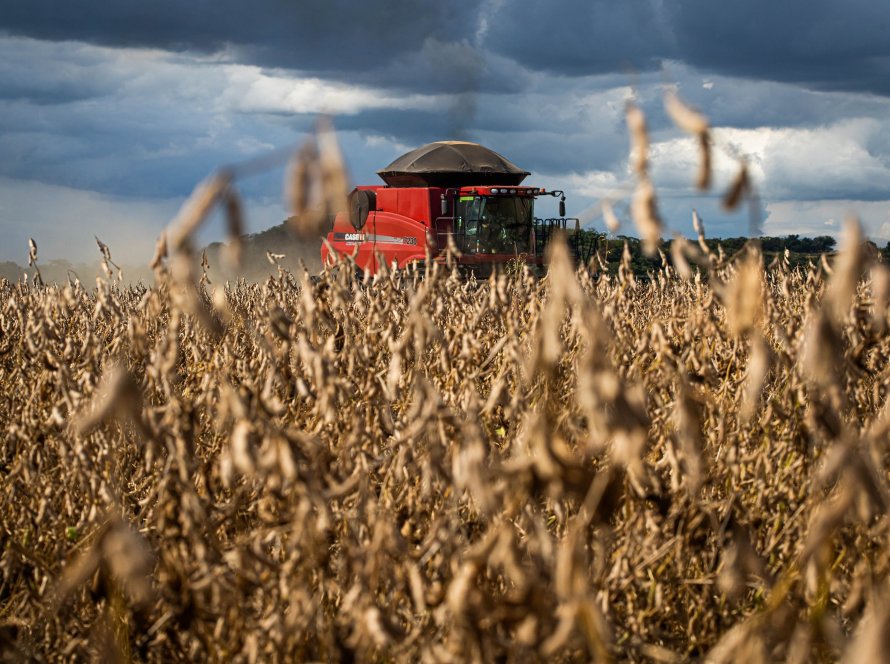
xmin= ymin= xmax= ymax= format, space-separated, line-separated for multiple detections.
xmin=577 ymin=232 xmax=890 ymax=278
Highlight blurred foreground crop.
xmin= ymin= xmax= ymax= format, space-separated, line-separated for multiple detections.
xmin=2 ymin=219 xmax=890 ymax=662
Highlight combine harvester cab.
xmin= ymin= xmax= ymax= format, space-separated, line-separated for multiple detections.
xmin=321 ymin=141 xmax=594 ymax=276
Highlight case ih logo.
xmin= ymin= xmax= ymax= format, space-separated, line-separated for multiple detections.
xmin=336 ymin=233 xmax=417 ymax=245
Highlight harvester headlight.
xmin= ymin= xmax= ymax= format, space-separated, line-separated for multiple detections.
xmin=509 ymin=189 xmax=516 ymax=194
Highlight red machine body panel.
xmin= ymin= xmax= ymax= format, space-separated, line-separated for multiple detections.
xmin=322 ymin=186 xmax=433 ymax=272
xmin=322 ymin=183 xmax=550 ymax=275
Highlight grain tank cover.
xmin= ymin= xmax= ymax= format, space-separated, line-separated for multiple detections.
xmin=378 ymin=141 xmax=530 ymax=188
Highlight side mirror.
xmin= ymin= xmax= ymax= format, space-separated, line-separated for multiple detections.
xmin=559 ymin=196 xmax=566 ymax=217
xmin=349 ymin=189 xmax=376 ymax=230
xmin=441 ymin=195 xmax=449 ymax=216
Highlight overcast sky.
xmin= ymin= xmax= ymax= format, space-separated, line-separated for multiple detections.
xmin=3 ymin=0 xmax=890 ymax=264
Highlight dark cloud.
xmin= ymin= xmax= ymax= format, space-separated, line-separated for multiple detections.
xmin=0 ymin=0 xmax=485 ymax=90
xmin=481 ymin=0 xmax=890 ymax=100
xmin=667 ymin=0 xmax=890 ymax=95
xmin=0 ymin=94 xmax=298 ymax=198
xmin=0 ymin=78 xmax=109 ymax=105
xmin=0 ymin=38 xmax=124 ymax=104
xmin=668 ymin=77 xmax=890 ymax=131
xmin=483 ymin=0 xmax=670 ymax=76
xmin=5 ymin=0 xmax=890 ymax=100
xmin=352 ymin=39 xmax=529 ymax=96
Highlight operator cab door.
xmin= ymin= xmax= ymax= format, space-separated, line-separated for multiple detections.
xmin=456 ymin=195 xmax=533 ymax=256
xmin=455 ymin=195 xmax=483 ymax=254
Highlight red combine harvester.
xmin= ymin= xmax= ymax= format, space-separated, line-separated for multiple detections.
xmin=321 ymin=141 xmax=592 ymax=276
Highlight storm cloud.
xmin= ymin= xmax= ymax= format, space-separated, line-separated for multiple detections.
xmin=0 ymin=1 xmax=479 ymax=81
xmin=6 ymin=0 xmax=889 ymax=96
